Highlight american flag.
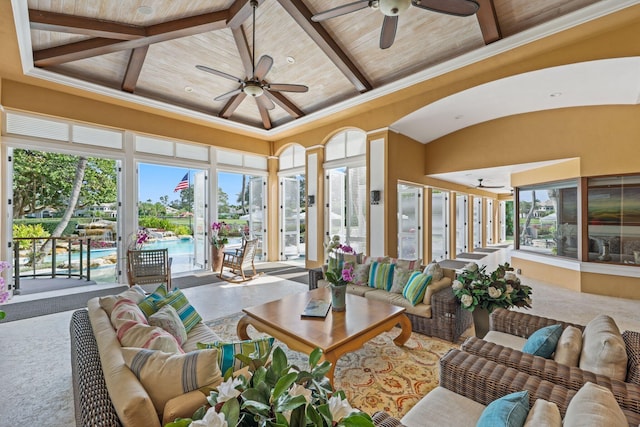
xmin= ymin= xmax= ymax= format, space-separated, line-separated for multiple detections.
xmin=174 ymin=173 xmax=189 ymax=192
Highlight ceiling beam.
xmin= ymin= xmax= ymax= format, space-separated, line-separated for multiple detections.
xmin=220 ymin=93 xmax=247 ymax=118
xmin=277 ymin=0 xmax=372 ymax=93
xmin=257 ymin=102 xmax=272 ymax=129
xmin=33 ymin=10 xmax=230 ymax=67
xmin=29 ymin=9 xmax=145 ymax=40
xmin=265 ymin=91 xmax=304 ymax=118
xmin=476 ymin=0 xmax=501 ymax=44
xmin=122 ymin=46 xmax=149 ymax=93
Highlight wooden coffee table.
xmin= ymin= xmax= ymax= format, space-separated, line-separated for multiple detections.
xmin=237 ymin=287 xmax=412 ymax=384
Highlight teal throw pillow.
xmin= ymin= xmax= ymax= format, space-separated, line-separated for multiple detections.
xmin=155 ymin=288 xmax=202 ymax=333
xmin=368 ymin=261 xmax=395 ymax=291
xmin=197 ymin=337 xmax=275 ymax=375
xmin=477 ymin=390 xmax=530 ymax=427
xmin=137 ymin=284 xmax=168 ymax=317
xmin=402 ymin=272 xmax=432 ymax=306
xmin=522 ymin=324 xmax=563 ymax=358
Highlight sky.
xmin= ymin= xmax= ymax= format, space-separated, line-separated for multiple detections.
xmin=138 ymin=163 xmax=242 ymax=204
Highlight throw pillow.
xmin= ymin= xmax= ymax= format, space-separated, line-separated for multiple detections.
xmin=368 ymin=262 xmax=395 ymax=291
xmin=553 ymin=325 xmax=583 ymax=367
xmin=122 ymin=347 xmax=222 ymax=416
xmin=423 ymin=260 xmax=444 ymax=281
xmin=137 ymin=284 xmax=169 ymax=317
xmin=149 ymin=305 xmax=188 ymax=347
xmin=99 ymin=287 xmax=146 ymax=316
xmin=579 ymin=315 xmax=627 ymax=381
xmin=197 ymin=337 xmax=275 ymax=375
xmin=563 ymin=382 xmax=627 ymax=427
xmin=402 ymin=272 xmax=432 ymax=306
xmin=116 ymin=321 xmax=183 ymax=353
xmin=422 ymin=276 xmax=452 ymax=305
xmin=522 ymin=324 xmax=563 ymax=358
xmin=362 ymin=255 xmax=390 ymax=265
xmin=393 ymin=259 xmax=420 ymax=270
xmin=351 ymin=263 xmax=370 ymax=286
xmin=476 ymin=390 xmax=530 ymax=427
xmin=156 ymin=288 xmax=203 ymax=333
xmin=390 ymin=267 xmax=414 ymax=294
xmin=110 ymin=298 xmax=148 ymax=330
xmin=523 ymin=399 xmax=561 ymax=427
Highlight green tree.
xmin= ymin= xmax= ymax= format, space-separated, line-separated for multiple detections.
xmin=218 ymin=187 xmax=230 ymax=214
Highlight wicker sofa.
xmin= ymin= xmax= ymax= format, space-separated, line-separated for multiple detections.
xmin=460 ymin=308 xmax=640 ymax=419
xmin=308 ymin=267 xmax=472 ymax=342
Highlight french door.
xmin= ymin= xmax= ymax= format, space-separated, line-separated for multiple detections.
xmin=325 ymin=166 xmax=366 ymax=254
xmin=397 ymin=184 xmax=422 ymax=260
xmin=280 ymin=176 xmax=302 ymax=260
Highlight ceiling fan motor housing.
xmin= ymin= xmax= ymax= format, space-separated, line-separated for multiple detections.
xmin=379 ymin=0 xmax=411 ymax=16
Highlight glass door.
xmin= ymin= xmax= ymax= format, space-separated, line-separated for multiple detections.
xmin=486 ymin=199 xmax=494 ymax=245
xmin=456 ymin=194 xmax=468 ymax=255
xmin=327 ymin=168 xmax=346 ymax=247
xmin=325 ymin=166 xmax=366 ymax=254
xmin=397 ymin=184 xmax=422 ymax=260
xmin=473 ymin=197 xmax=483 ymax=248
xmin=431 ymin=189 xmax=449 ymax=260
xmin=280 ymin=176 xmax=301 ymax=260
xmin=248 ymin=176 xmax=266 ymax=260
xmin=193 ymin=171 xmax=207 ymax=269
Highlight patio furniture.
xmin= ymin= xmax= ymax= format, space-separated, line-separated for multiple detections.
xmin=220 ymin=238 xmax=258 ymax=282
xmin=126 ymin=249 xmax=172 ymax=292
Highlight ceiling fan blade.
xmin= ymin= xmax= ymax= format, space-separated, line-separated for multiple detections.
xmin=311 ymin=0 xmax=370 ymax=22
xmin=254 ymin=55 xmax=274 ymax=80
xmin=256 ymin=93 xmax=275 ymax=110
xmin=196 ymin=65 xmax=243 ymax=84
xmin=266 ymin=83 xmax=309 ymax=93
xmin=214 ymin=87 xmax=243 ymax=101
xmin=257 ymin=102 xmax=272 ymax=130
xmin=380 ymin=15 xmax=398 ymax=49
xmin=411 ymin=0 xmax=479 ymax=17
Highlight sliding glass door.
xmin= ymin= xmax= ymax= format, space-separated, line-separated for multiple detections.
xmin=398 ymin=184 xmax=422 ymax=260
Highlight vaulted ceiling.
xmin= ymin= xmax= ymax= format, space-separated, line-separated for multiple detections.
xmin=19 ymin=0 xmax=603 ymax=133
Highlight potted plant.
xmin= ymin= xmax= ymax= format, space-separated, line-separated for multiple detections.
xmin=452 ymin=262 xmax=532 ymax=338
xmin=324 ymin=239 xmax=355 ymax=312
xmin=166 ymin=346 xmax=374 ymax=427
xmin=0 ymin=261 xmax=11 ymax=320
xmin=210 ymin=221 xmax=231 ymax=272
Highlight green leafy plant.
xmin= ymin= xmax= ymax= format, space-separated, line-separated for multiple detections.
xmin=12 ymin=223 xmax=50 ymax=250
xmin=452 ymin=262 xmax=532 ymax=313
xmin=165 ymin=346 xmax=374 ymax=427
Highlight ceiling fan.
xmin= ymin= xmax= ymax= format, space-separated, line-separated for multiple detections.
xmin=473 ymin=178 xmax=504 ymax=189
xmin=311 ymin=0 xmax=479 ymax=49
xmin=195 ymin=0 xmax=308 ymax=126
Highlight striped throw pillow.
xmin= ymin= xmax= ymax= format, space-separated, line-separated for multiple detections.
xmin=137 ymin=284 xmax=168 ymax=317
xmin=156 ymin=288 xmax=202 ymax=333
xmin=116 ymin=321 xmax=183 ymax=353
xmin=197 ymin=337 xmax=275 ymax=375
xmin=368 ymin=262 xmax=395 ymax=291
xmin=110 ymin=298 xmax=148 ymax=330
xmin=402 ymin=272 xmax=432 ymax=306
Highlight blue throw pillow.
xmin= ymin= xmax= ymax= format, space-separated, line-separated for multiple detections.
xmin=522 ymin=324 xmax=563 ymax=358
xmin=477 ymin=390 xmax=530 ymax=427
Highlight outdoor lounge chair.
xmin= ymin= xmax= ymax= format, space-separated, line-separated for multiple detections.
xmin=219 ymin=238 xmax=258 ymax=282
xmin=126 ymin=248 xmax=172 ymax=291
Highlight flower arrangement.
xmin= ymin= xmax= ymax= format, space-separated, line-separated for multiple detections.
xmin=325 ymin=263 xmax=354 ymax=287
xmin=452 ymin=262 xmax=532 ymax=313
xmin=165 ymin=346 xmax=373 ymax=427
xmin=129 ymin=228 xmax=150 ymax=250
xmin=324 ymin=236 xmax=355 ymax=287
xmin=211 ymin=221 xmax=231 ymax=249
xmin=0 ymin=261 xmax=12 ymax=320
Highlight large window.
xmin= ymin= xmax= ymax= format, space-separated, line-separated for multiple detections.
xmin=278 ymin=145 xmax=306 ymax=262
xmin=587 ymin=176 xmax=640 ymax=264
xmin=473 ymin=197 xmax=482 ymax=248
xmin=455 ymin=194 xmax=468 ymax=255
xmin=517 ymin=180 xmax=578 ymax=259
xmin=431 ymin=189 xmax=449 ymax=261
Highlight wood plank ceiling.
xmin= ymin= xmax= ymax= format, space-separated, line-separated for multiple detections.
xmin=26 ymin=0 xmax=602 ymax=130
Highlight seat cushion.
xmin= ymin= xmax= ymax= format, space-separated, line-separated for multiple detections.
xmin=401 ymin=386 xmax=485 ymax=427
xmin=346 ymin=283 xmax=375 ymax=297
xmin=363 ymin=289 xmax=433 ymax=317
xmin=579 ymin=315 xmax=627 ymax=381
xmin=483 ymin=331 xmax=527 ymax=351
xmin=422 ymin=277 xmax=451 ymax=304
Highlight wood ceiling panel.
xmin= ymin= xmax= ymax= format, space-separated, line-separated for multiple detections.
xmin=30 ymin=28 xmax=89 ymax=50
xmin=48 ymin=50 xmax=130 ymax=88
xmin=494 ymin=0 xmax=603 ymax=37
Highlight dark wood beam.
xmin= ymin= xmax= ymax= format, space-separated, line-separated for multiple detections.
xmin=277 ymin=0 xmax=372 ymax=93
xmin=476 ymin=0 xmax=501 ymax=44
xmin=29 ymin=9 xmax=145 ymax=40
xmin=231 ymin=27 xmax=254 ymax=77
xmin=265 ymin=91 xmax=304 ymax=118
xmin=227 ymin=0 xmax=266 ymax=30
xmin=220 ymin=93 xmax=247 ymax=118
xmin=257 ymin=102 xmax=272 ymax=129
xmin=33 ymin=10 xmax=229 ymax=67
xmin=122 ymin=46 xmax=149 ymax=93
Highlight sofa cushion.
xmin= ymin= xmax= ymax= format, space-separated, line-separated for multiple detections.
xmin=476 ymin=390 xmax=529 ymax=427
xmin=156 ymin=288 xmax=203 ymax=333
xmin=523 ymin=399 xmax=561 ymax=427
xmin=484 ymin=331 xmax=528 ymax=351
xmin=346 ymin=283 xmax=375 ymax=297
xmin=197 ymin=337 xmax=275 ymax=375
xmin=368 ymin=262 xmax=395 ymax=291
xmin=579 ymin=315 xmax=627 ymax=381
xmin=423 ymin=260 xmax=444 ymax=281
xmin=117 ymin=321 xmax=183 ymax=353
xmin=110 ymin=298 xmax=148 ymax=330
xmin=99 ymin=287 xmax=146 ymax=316
xmin=401 ymin=386 xmax=485 ymax=427
xmin=422 ymin=276 xmax=452 ymax=305
xmin=364 ymin=290 xmax=432 ymax=318
xmin=402 ymin=272 xmax=432 ymax=306
xmin=553 ymin=325 xmax=583 ymax=367
xmin=522 ymin=324 xmax=562 ymax=358
xmin=392 ymin=258 xmax=420 ymax=270
xmin=138 ymin=285 xmax=169 ymax=317
xmin=390 ymin=267 xmax=414 ymax=294
xmin=362 ymin=255 xmax=390 ymax=265
xmin=122 ymin=347 xmax=223 ymax=417
xmin=149 ymin=305 xmax=188 ymax=347
xmin=563 ymin=382 xmax=627 ymax=427
xmin=351 ymin=263 xmax=370 ymax=286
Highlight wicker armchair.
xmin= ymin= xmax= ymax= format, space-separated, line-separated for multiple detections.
xmin=460 ymin=308 xmax=640 ymax=417
xmin=126 ymin=249 xmax=171 ymax=291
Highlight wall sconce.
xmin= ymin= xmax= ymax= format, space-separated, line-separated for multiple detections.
xmin=370 ymin=190 xmax=381 ymax=205
xmin=307 ymin=195 xmax=315 ymax=206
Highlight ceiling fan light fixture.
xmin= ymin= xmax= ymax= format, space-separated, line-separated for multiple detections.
xmin=243 ymin=81 xmax=264 ymax=97
xmin=379 ymin=0 xmax=410 ymax=16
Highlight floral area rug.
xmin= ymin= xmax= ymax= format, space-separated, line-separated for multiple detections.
xmin=205 ymin=313 xmax=457 ymax=419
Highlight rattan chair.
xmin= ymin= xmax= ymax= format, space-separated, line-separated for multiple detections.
xmin=126 ymin=248 xmax=171 ymax=291
xmin=219 ymin=238 xmax=258 ymax=282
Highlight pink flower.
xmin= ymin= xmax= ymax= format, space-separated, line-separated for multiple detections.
xmin=341 ymin=266 xmax=354 ymax=283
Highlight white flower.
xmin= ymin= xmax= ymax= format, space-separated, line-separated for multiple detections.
xmin=504 ymin=272 xmax=517 ymax=282
xmin=289 ymin=383 xmax=312 ymax=403
xmin=471 ymin=280 xmax=483 ymax=289
xmin=452 ymin=280 xmax=463 ymax=291
xmin=488 ymin=286 xmax=502 ymax=298
xmin=190 ymin=407 xmax=227 ymax=427
xmin=216 ymin=377 xmax=243 ymax=403
xmin=505 ymin=284 xmax=514 ymax=294
xmin=464 ymin=262 xmax=478 ymax=272
xmin=460 ymin=294 xmax=473 ymax=308
xmin=328 ymin=395 xmax=357 ymax=421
